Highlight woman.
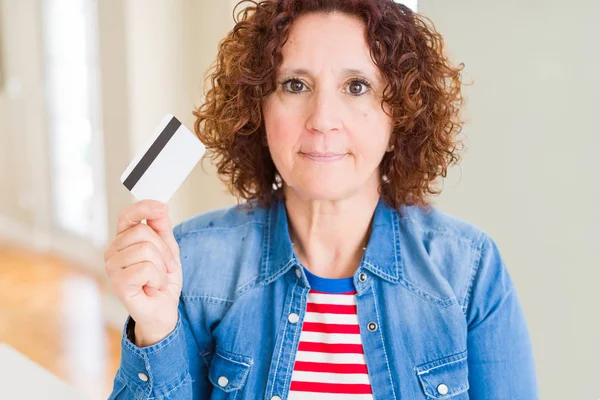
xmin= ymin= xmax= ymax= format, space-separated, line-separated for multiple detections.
xmin=105 ymin=0 xmax=538 ymax=398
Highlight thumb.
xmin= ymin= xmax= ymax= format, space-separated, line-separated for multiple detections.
xmin=146 ymin=204 xmax=180 ymax=263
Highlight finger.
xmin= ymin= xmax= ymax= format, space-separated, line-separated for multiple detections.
xmin=107 ymin=223 xmax=176 ymax=268
xmin=106 ymin=241 xmax=167 ymax=278
xmin=115 ymin=262 xmax=165 ymax=296
xmin=103 ymin=241 xmax=115 ymax=263
xmin=145 ymin=204 xmax=180 ymax=262
xmin=117 ymin=200 xmax=167 ymax=235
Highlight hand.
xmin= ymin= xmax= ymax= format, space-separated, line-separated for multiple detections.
xmin=104 ymin=199 xmax=182 ymax=347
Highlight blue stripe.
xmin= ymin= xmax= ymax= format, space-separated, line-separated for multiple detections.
xmin=302 ymin=266 xmax=355 ymax=293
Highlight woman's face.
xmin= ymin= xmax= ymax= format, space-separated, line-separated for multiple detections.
xmin=262 ymin=12 xmax=393 ymax=202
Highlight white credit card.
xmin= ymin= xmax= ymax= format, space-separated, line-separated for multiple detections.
xmin=120 ymin=114 xmax=205 ymax=203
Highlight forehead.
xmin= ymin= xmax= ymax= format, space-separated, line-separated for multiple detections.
xmin=279 ymin=12 xmax=382 ymax=80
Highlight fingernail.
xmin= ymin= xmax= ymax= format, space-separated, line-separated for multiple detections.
xmin=170 ymin=259 xmax=179 ymax=271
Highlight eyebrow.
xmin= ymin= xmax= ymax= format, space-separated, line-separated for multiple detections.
xmin=278 ymin=67 xmax=380 ymax=83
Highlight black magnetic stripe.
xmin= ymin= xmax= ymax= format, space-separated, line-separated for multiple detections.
xmin=123 ymin=116 xmax=182 ymax=191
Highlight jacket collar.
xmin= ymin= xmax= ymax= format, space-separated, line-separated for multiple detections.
xmin=260 ymin=197 xmax=402 ymax=285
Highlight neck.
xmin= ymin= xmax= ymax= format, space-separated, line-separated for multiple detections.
xmin=283 ymin=182 xmax=380 ymax=279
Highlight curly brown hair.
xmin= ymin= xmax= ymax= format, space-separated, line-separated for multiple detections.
xmin=194 ymin=0 xmax=467 ymax=210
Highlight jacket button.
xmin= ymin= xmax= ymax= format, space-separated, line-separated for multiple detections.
xmin=217 ymin=376 xmax=229 ymax=387
xmin=271 ymin=396 xmax=282 ymax=400
xmin=367 ymin=322 xmax=377 ymax=332
xmin=288 ymin=313 xmax=299 ymax=324
xmin=137 ymin=372 xmax=148 ymax=382
xmin=437 ymin=383 xmax=449 ymax=395
xmin=358 ymin=272 xmax=367 ymax=282
xmin=295 ymin=268 xmax=302 ymax=278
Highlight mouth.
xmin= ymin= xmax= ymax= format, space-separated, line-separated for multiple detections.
xmin=300 ymin=151 xmax=348 ymax=163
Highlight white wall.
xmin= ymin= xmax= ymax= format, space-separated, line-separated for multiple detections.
xmin=0 ymin=0 xmax=237 ymax=263
xmin=121 ymin=0 xmax=238 ymax=227
xmin=421 ymin=0 xmax=600 ymax=398
xmin=0 ymin=0 xmax=50 ymax=238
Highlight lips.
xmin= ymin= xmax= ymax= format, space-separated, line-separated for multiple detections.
xmin=300 ymin=151 xmax=348 ymax=162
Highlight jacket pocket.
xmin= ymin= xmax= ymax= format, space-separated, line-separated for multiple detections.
xmin=414 ymin=349 xmax=469 ymax=399
xmin=208 ymin=347 xmax=253 ymax=399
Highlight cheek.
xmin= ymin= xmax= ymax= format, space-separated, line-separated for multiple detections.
xmin=263 ymin=98 xmax=300 ymax=163
xmin=352 ymin=103 xmax=392 ymax=151
xmin=264 ymin=97 xmax=285 ymax=140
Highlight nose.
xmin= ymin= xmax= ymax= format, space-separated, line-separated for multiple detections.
xmin=305 ymin=87 xmax=343 ymax=134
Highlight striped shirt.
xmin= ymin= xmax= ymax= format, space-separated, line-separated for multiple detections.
xmin=288 ymin=267 xmax=374 ymax=400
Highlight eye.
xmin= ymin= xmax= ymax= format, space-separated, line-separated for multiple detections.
xmin=281 ymin=78 xmax=308 ymax=94
xmin=345 ymin=79 xmax=371 ymax=96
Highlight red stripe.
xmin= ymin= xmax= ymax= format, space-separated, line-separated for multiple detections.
xmin=310 ymin=289 xmax=357 ymax=295
xmin=306 ymin=302 xmax=357 ymax=314
xmin=293 ymin=361 xmax=369 ymax=374
xmin=290 ymin=381 xmax=373 ymax=394
xmin=298 ymin=341 xmax=364 ymax=354
xmin=302 ymin=322 xmax=360 ymax=334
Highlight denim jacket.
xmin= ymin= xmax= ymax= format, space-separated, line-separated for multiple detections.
xmin=108 ymin=197 xmax=538 ymax=399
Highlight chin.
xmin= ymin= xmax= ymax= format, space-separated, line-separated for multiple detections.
xmin=286 ymin=176 xmax=359 ymax=202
